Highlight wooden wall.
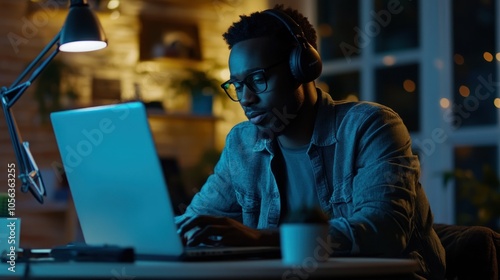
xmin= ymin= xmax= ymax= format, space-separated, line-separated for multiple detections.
xmin=0 ymin=0 xmax=269 ymax=248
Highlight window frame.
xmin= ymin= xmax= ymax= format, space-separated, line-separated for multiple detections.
xmin=313 ymin=0 xmax=500 ymax=225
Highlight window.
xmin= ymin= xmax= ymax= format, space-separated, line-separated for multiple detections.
xmin=375 ymin=64 xmax=419 ymax=132
xmin=448 ymin=0 xmax=499 ymax=229
xmin=319 ymin=72 xmax=360 ymax=101
xmin=317 ymin=0 xmax=359 ymax=61
xmin=453 ymin=145 xmax=498 ymax=228
xmin=373 ymin=0 xmax=419 ymax=53
xmin=452 ymin=0 xmax=498 ymax=128
xmin=315 ymin=0 xmax=500 ymax=228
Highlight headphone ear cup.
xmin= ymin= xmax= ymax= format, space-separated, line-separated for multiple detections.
xmin=289 ymin=42 xmax=322 ymax=83
xmin=262 ymin=9 xmax=323 ymax=83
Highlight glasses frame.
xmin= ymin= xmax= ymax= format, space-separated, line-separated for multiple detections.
xmin=221 ymin=59 xmax=287 ymax=102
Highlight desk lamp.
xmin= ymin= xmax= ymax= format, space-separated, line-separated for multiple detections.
xmin=0 ymin=0 xmax=107 ymax=204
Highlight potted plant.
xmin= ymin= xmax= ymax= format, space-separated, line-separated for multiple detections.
xmin=442 ymin=165 xmax=500 ymax=230
xmin=171 ymin=68 xmax=224 ymax=115
xmin=280 ymin=206 xmax=331 ymax=264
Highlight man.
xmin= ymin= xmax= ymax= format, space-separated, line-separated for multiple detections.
xmin=177 ymin=5 xmax=445 ymax=279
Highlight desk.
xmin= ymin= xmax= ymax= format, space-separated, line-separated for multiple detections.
xmin=0 ymin=257 xmax=419 ymax=280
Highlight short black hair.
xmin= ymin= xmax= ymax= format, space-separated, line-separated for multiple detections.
xmin=222 ymin=4 xmax=318 ymax=50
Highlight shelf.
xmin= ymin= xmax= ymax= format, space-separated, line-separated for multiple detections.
xmin=136 ymin=58 xmax=205 ymax=73
xmin=147 ymin=110 xmax=218 ymax=121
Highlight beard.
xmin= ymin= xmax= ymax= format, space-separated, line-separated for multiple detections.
xmin=254 ymin=104 xmax=300 ymax=140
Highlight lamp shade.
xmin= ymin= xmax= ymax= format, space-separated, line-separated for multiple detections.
xmin=59 ymin=0 xmax=107 ymax=52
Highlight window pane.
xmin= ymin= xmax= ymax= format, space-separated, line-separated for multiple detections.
xmin=317 ymin=0 xmax=359 ymax=61
xmin=375 ymin=64 xmax=419 ymax=132
xmin=453 ymin=145 xmax=499 ymax=230
xmin=373 ymin=0 xmax=419 ymax=53
xmin=318 ymin=72 xmax=360 ymax=101
xmin=452 ymin=0 xmax=498 ymax=128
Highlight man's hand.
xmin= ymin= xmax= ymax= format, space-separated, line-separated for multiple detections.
xmin=176 ymin=215 xmax=279 ymax=247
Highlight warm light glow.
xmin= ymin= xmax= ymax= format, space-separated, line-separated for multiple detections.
xmin=459 ymin=85 xmax=470 ymax=97
xmin=316 ymin=81 xmax=329 ymax=93
xmin=219 ymin=68 xmax=230 ymax=81
xmin=440 ymin=98 xmax=450 ymax=109
xmin=483 ymin=52 xmax=494 ymax=62
xmin=496 ymin=53 xmax=500 ymax=61
xmin=110 ymin=10 xmax=120 ymax=20
xmin=345 ymin=94 xmax=359 ymax=101
xmin=454 ymin=54 xmax=464 ymax=65
xmin=403 ymin=79 xmax=416 ymax=93
xmin=494 ymin=98 xmax=500 ymax=108
xmin=383 ymin=56 xmax=396 ymax=66
xmin=107 ymin=0 xmax=120 ymax=9
xmin=59 ymin=41 xmax=107 ymax=52
xmin=317 ymin=24 xmax=333 ymax=37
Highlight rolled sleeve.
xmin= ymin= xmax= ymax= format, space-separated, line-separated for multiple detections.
xmin=180 ymin=141 xmax=243 ymax=222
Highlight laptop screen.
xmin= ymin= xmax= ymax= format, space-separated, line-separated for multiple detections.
xmin=50 ymin=102 xmax=184 ymax=257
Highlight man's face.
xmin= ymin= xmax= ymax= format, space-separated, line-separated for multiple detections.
xmin=228 ymin=37 xmax=304 ymax=136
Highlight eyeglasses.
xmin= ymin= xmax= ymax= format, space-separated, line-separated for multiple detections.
xmin=220 ymin=59 xmax=286 ymax=102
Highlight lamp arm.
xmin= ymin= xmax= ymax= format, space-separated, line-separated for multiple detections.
xmin=2 ymin=105 xmax=24 ymax=180
xmin=10 ymin=31 xmax=61 ymax=89
xmin=1 ymin=93 xmax=46 ymax=204
xmin=0 ymin=0 xmax=107 ymax=204
xmin=4 ymin=32 xmax=61 ymax=108
xmin=0 ymin=31 xmax=63 ymax=204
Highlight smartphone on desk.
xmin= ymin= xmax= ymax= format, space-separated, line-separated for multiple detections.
xmin=2 ymin=245 xmax=135 ymax=263
xmin=49 ymin=244 xmax=135 ymax=262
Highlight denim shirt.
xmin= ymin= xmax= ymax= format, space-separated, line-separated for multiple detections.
xmin=180 ymin=89 xmax=445 ymax=279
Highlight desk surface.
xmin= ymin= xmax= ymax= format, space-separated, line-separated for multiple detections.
xmin=1 ymin=257 xmax=419 ymax=280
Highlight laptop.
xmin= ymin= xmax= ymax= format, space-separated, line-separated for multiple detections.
xmin=50 ymin=102 xmax=280 ymax=261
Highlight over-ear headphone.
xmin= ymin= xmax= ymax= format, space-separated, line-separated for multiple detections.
xmin=262 ymin=9 xmax=322 ymax=83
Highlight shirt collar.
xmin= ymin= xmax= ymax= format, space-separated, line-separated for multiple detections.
xmin=252 ymin=87 xmax=338 ymax=154
xmin=310 ymin=87 xmax=338 ymax=147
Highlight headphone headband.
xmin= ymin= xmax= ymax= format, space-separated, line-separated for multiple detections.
xmin=263 ymin=9 xmax=305 ymax=47
xmin=261 ymin=9 xmax=322 ymax=83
